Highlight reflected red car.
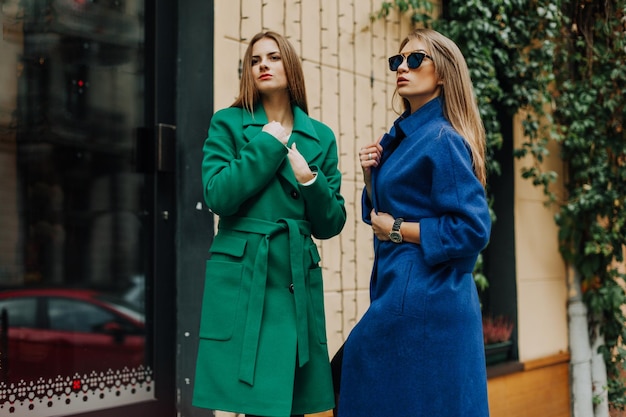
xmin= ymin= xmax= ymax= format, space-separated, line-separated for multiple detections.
xmin=0 ymin=288 xmax=145 ymax=385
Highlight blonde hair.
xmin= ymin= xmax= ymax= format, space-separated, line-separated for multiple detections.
xmin=395 ymin=29 xmax=487 ymax=186
xmin=232 ymin=31 xmax=309 ymax=114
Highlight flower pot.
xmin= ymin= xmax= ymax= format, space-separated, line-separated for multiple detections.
xmin=484 ymin=340 xmax=512 ymax=366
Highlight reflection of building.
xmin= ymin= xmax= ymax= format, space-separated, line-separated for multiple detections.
xmin=0 ymin=2 xmax=22 ymax=287
xmin=2 ymin=0 xmax=145 ymax=290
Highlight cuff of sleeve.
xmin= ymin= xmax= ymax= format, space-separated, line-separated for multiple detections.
xmin=300 ymin=172 xmax=318 ymax=186
xmin=361 ymin=187 xmax=373 ymax=225
xmin=419 ymin=217 xmax=448 ymax=266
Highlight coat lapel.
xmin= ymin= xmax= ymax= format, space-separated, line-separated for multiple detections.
xmin=242 ymin=105 xmax=268 ymax=142
xmin=242 ymin=105 xmax=324 ymax=187
xmin=288 ymin=106 xmax=322 ymax=162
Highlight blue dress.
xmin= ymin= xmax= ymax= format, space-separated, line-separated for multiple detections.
xmin=337 ymin=98 xmax=491 ymax=417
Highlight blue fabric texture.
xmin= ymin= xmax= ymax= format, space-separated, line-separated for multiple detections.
xmin=338 ymin=97 xmax=492 ymax=417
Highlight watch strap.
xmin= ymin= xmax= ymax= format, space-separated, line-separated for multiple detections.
xmin=392 ymin=217 xmax=404 ymax=232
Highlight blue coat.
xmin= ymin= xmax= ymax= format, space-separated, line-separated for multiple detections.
xmin=337 ymin=98 xmax=491 ymax=417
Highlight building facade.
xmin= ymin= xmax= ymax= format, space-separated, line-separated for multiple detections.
xmin=0 ymin=1 xmax=570 ymax=416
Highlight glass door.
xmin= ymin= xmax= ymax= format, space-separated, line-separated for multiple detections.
xmin=0 ymin=0 xmax=175 ymax=415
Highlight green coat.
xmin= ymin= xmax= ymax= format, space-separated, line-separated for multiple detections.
xmin=192 ymin=104 xmax=346 ymax=417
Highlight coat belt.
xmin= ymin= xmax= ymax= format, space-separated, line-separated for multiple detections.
xmin=218 ymin=216 xmax=312 ymax=386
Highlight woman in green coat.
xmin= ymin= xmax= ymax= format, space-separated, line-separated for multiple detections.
xmin=192 ymin=31 xmax=346 ymax=417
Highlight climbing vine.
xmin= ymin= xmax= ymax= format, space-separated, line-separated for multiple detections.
xmin=553 ymin=0 xmax=626 ymax=408
xmin=374 ymin=0 xmax=626 ymax=408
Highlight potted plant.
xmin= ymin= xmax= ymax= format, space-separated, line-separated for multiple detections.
xmin=482 ymin=315 xmax=514 ymax=366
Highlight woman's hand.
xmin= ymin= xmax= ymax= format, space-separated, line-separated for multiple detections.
xmin=359 ymin=136 xmax=383 ymax=199
xmin=370 ymin=209 xmax=420 ymax=244
xmin=370 ymin=209 xmax=394 ymax=241
xmin=288 ymin=143 xmax=316 ymax=184
xmin=262 ymin=120 xmax=290 ymax=145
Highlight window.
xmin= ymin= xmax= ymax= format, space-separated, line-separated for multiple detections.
xmin=0 ymin=297 xmax=38 ymax=328
xmin=48 ymin=297 xmax=116 ymax=333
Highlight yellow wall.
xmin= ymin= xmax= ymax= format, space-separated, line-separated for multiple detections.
xmin=212 ymin=0 xmax=569 ymax=382
xmin=512 ymin=111 xmax=568 ymax=362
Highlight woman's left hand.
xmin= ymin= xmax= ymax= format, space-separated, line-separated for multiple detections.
xmin=288 ymin=143 xmax=316 ymax=184
xmin=370 ymin=209 xmax=394 ymax=241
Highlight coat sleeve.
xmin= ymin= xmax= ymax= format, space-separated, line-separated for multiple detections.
xmin=419 ymin=131 xmax=491 ymax=267
xmin=299 ymin=123 xmax=347 ymax=239
xmin=360 ymin=187 xmax=373 ymax=225
xmin=201 ymin=109 xmax=288 ymax=216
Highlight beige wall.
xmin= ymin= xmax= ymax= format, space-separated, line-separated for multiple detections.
xmin=513 ymin=111 xmax=569 ymax=361
xmin=212 ymin=0 xmax=569 ymax=365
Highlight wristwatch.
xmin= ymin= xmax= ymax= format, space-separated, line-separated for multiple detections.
xmin=389 ymin=218 xmax=404 ymax=243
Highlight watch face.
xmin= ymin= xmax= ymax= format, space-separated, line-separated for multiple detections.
xmin=389 ymin=231 xmax=402 ymax=243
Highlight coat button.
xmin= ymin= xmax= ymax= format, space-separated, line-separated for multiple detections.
xmin=290 ymin=190 xmax=299 ymax=199
xmin=289 ymin=283 xmax=294 ymax=293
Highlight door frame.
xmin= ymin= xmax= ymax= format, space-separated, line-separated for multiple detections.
xmin=173 ymin=0 xmax=215 ymax=415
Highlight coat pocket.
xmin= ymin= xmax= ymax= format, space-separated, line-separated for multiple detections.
xmin=209 ymin=234 xmax=247 ymax=258
xmin=198 ymin=235 xmax=247 ymax=340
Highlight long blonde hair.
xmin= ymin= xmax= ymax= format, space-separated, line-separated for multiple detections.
xmin=396 ymin=29 xmax=487 ymax=186
xmin=232 ymin=31 xmax=309 ymax=115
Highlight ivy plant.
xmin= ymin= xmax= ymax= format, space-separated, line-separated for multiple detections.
xmin=553 ymin=0 xmax=626 ymax=408
xmin=374 ymin=0 xmax=626 ymax=408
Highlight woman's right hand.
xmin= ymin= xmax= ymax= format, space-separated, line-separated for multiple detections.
xmin=262 ymin=121 xmax=290 ymax=145
xmin=359 ymin=137 xmax=383 ymax=188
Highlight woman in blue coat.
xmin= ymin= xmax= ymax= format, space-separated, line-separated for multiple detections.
xmin=336 ymin=29 xmax=491 ymax=417
xmin=192 ymin=31 xmax=346 ymax=417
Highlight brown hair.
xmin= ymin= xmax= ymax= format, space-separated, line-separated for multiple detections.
xmin=394 ymin=29 xmax=487 ymax=186
xmin=231 ymin=31 xmax=308 ymax=114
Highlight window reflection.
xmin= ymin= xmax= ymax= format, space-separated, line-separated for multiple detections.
xmin=0 ymin=298 xmax=37 ymax=328
xmin=0 ymin=0 xmax=151 ymax=414
xmin=0 ymin=290 xmax=145 ymax=384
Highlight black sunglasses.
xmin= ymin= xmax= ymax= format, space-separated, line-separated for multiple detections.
xmin=388 ymin=51 xmax=433 ymax=71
